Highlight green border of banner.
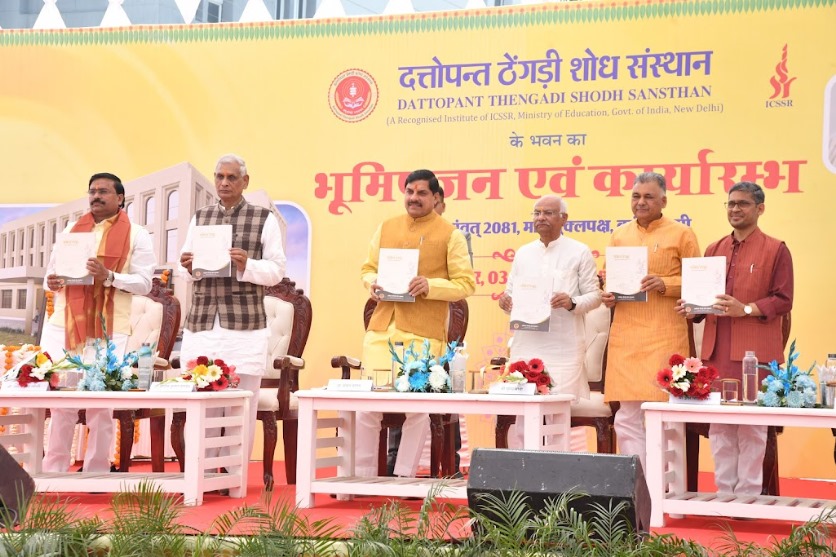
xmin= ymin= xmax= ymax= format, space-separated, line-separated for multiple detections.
xmin=0 ymin=0 xmax=832 ymax=47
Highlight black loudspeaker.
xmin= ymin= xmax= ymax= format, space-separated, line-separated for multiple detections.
xmin=0 ymin=445 xmax=35 ymax=526
xmin=467 ymin=449 xmax=650 ymax=534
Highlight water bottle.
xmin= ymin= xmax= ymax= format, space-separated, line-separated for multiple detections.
xmin=742 ymin=350 xmax=758 ymax=404
xmin=137 ymin=343 xmax=154 ymax=390
xmin=822 ymin=353 xmax=836 ymax=408
xmin=390 ymin=341 xmax=404 ymax=388
xmin=450 ymin=343 xmax=468 ymax=393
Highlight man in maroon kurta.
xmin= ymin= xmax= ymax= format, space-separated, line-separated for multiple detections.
xmin=677 ymin=181 xmax=793 ymax=494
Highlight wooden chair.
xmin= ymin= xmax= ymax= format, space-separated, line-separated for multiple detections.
xmin=75 ymin=277 xmax=181 ymax=472
xmin=330 ymin=298 xmax=469 ymax=477
xmin=494 ymin=303 xmax=618 ymax=453
xmin=170 ymin=277 xmax=311 ymax=490
xmin=257 ymin=279 xmax=311 ymax=488
xmin=685 ymin=313 xmax=791 ymax=495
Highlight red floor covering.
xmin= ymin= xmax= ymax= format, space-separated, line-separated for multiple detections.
xmin=34 ymin=461 xmax=836 ymax=550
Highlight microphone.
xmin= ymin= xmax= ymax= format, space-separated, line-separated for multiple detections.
xmin=463 ymin=231 xmax=474 ymax=267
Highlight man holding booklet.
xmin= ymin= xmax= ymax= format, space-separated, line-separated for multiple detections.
xmin=179 ymin=154 xmax=286 ymax=480
xmin=676 ymin=181 xmax=793 ymax=495
xmin=42 ymin=172 xmax=155 ymax=472
xmin=497 ymin=195 xmax=601 ymax=451
xmin=602 ymin=172 xmax=700 ymax=474
xmin=356 ymin=169 xmax=475 ymax=478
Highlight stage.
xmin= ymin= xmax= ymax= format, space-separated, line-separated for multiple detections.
xmin=31 ymin=460 xmax=836 ymax=551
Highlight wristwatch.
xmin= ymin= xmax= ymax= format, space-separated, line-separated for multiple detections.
xmin=568 ymin=298 xmax=577 ymax=311
xmin=104 ymin=271 xmax=114 ymax=288
xmin=743 ymin=304 xmax=753 ymax=316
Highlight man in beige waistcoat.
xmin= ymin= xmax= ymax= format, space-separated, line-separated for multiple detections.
xmin=355 ymin=169 xmax=475 ymax=477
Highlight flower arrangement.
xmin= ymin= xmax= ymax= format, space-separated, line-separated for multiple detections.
xmin=499 ymin=358 xmax=554 ymax=394
xmin=758 ymin=340 xmax=817 ymax=408
xmin=389 ymin=339 xmax=457 ymax=393
xmin=179 ymin=356 xmax=240 ymax=391
xmin=656 ymin=354 xmax=718 ymax=400
xmin=15 ymin=351 xmax=65 ymax=389
xmin=68 ymin=337 xmax=139 ymax=392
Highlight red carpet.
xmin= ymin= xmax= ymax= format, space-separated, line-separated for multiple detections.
xmin=35 ymin=461 xmax=836 ymax=549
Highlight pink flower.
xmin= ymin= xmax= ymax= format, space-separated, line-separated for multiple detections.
xmin=186 ymin=359 xmax=198 ymax=370
xmin=683 ymin=357 xmax=703 ymax=373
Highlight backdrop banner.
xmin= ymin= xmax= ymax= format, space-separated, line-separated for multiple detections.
xmin=1 ymin=0 xmax=834 ymax=478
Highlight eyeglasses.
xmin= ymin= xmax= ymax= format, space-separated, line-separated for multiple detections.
xmin=88 ymin=188 xmax=116 ymax=196
xmin=724 ymin=201 xmax=757 ymax=210
xmin=531 ymin=210 xmax=562 ymax=218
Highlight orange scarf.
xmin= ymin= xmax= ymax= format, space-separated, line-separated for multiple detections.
xmin=64 ymin=210 xmax=131 ymax=351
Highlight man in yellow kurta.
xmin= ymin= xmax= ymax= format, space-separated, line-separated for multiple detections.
xmin=356 ymin=169 xmax=475 ymax=477
xmin=603 ymin=172 xmax=700 ymax=474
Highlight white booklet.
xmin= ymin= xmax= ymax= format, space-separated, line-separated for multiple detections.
xmin=192 ymin=225 xmax=232 ymax=279
xmin=508 ymin=276 xmax=551 ymax=332
xmin=377 ymin=248 xmax=419 ymax=302
xmin=682 ymin=256 xmax=726 ymax=314
xmin=55 ymin=232 xmax=96 ymax=285
xmin=606 ymin=246 xmax=648 ymax=302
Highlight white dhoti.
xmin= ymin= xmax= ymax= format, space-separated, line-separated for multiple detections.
xmin=41 ymin=321 xmax=124 ymax=473
xmin=180 ymin=320 xmax=267 ymax=475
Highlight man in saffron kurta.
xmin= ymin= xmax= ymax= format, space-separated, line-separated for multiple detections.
xmin=677 ymin=182 xmax=793 ymax=494
xmin=356 ymin=169 xmax=475 ymax=478
xmin=603 ymin=172 xmax=700 ymax=474
xmin=42 ymin=173 xmax=155 ymax=472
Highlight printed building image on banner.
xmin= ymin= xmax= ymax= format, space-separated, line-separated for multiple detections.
xmin=0 ymin=164 xmax=311 ymax=336
xmin=0 ymin=0 xmax=834 ymax=479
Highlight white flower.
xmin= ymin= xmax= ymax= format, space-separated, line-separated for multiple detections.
xmin=428 ymin=365 xmax=449 ymax=391
xmin=671 ymin=364 xmax=688 ymax=381
xmin=120 ymin=366 xmax=135 ymax=380
xmin=205 ymin=364 xmax=222 ymax=381
xmin=395 ymin=374 xmax=410 ymax=392
xmin=673 ymin=380 xmax=691 ymax=391
xmin=506 ymin=371 xmax=526 ymax=383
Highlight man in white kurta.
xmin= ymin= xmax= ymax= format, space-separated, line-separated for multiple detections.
xmin=498 ymin=195 xmax=602 ymax=451
xmin=179 ymin=155 xmax=286 ymax=476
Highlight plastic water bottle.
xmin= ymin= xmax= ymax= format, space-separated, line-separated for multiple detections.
xmin=390 ymin=341 xmax=404 ymax=388
xmin=450 ymin=343 xmax=468 ymax=393
xmin=137 ymin=343 xmax=154 ymax=390
xmin=742 ymin=350 xmax=758 ymax=404
xmin=822 ymin=353 xmax=836 ymax=408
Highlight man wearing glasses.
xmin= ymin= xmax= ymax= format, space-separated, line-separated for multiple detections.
xmin=42 ymin=173 xmax=155 ymax=472
xmin=497 ymin=195 xmax=602 ymax=450
xmin=676 ymin=181 xmax=793 ymax=495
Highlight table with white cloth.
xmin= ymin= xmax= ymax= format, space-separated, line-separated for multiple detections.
xmin=0 ymin=389 xmax=250 ymax=506
xmin=295 ymin=389 xmax=574 ymax=508
xmin=643 ymin=401 xmax=836 ymax=526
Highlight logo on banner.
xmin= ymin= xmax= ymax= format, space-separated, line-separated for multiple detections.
xmin=766 ymin=44 xmax=795 ymax=108
xmin=329 ymin=69 xmax=378 ymax=123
